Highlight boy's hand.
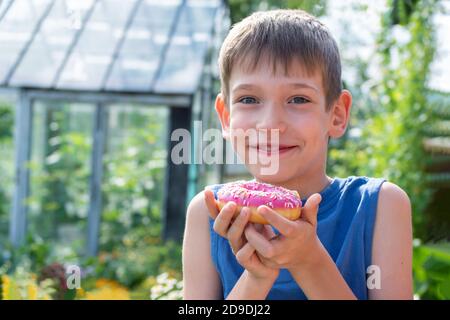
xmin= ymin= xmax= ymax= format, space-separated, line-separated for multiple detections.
xmin=204 ymin=189 xmax=279 ymax=281
xmin=204 ymin=189 xmax=246 ymax=254
xmin=244 ymin=193 xmax=323 ymax=273
xmin=235 ymin=235 xmax=279 ymax=281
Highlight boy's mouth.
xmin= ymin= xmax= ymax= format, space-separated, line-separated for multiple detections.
xmin=250 ymin=144 xmax=298 ymax=155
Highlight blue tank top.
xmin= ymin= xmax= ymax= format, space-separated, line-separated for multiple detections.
xmin=207 ymin=176 xmax=386 ymax=300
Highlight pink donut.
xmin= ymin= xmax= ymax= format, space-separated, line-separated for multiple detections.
xmin=216 ymin=180 xmax=302 ymax=224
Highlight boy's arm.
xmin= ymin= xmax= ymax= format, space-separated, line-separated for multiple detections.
xmin=369 ymin=182 xmax=413 ymax=299
xmin=226 ymin=269 xmax=276 ymax=300
xmin=182 ymin=191 xmax=222 ymax=299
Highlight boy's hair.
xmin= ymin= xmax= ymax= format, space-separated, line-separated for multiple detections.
xmin=218 ymin=9 xmax=342 ymax=111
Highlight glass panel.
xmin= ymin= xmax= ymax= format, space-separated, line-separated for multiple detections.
xmin=153 ymin=0 xmax=218 ymax=93
xmin=0 ymin=0 xmax=52 ymax=83
xmin=28 ymin=100 xmax=94 ymax=255
xmin=105 ymin=0 xmax=180 ymax=91
xmin=186 ymin=0 xmax=221 ymax=34
xmin=0 ymin=0 xmax=14 ymax=19
xmin=100 ymin=104 xmax=168 ymax=255
xmin=10 ymin=0 xmax=95 ymax=87
xmin=57 ymin=0 xmax=137 ymax=90
xmin=0 ymin=92 xmax=16 ymax=250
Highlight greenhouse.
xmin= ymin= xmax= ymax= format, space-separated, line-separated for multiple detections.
xmin=0 ymin=0 xmax=228 ymax=256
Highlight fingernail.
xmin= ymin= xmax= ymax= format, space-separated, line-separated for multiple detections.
xmin=241 ymin=207 xmax=248 ymax=217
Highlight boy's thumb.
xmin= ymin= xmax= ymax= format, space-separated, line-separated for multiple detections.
xmin=301 ymin=193 xmax=322 ymax=226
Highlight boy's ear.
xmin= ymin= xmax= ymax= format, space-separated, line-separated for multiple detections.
xmin=215 ymin=93 xmax=230 ymax=139
xmin=328 ymin=90 xmax=352 ymax=139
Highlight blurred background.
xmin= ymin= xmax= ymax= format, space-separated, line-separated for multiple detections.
xmin=0 ymin=0 xmax=449 ymax=300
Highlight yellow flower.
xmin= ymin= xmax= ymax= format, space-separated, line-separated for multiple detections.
xmin=2 ymin=275 xmax=10 ymax=300
xmin=85 ymin=287 xmax=130 ymax=300
xmin=86 ymin=279 xmax=130 ymax=300
xmin=76 ymin=287 xmax=86 ymax=299
xmin=27 ymin=282 xmax=38 ymax=300
xmin=142 ymin=276 xmax=156 ymax=288
xmin=95 ymin=278 xmax=123 ymax=289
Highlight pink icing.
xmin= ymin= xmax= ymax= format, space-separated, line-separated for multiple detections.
xmin=217 ymin=180 xmax=302 ymax=209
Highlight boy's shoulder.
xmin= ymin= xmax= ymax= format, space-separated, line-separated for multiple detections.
xmin=186 ymin=190 xmax=211 ymax=226
xmin=377 ymin=180 xmax=411 ymax=215
xmin=344 ymin=176 xmax=412 ymax=226
xmin=340 ymin=176 xmax=412 ymax=232
xmin=187 ymin=189 xmax=208 ymax=210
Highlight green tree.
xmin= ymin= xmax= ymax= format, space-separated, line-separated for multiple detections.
xmin=329 ymin=0 xmax=440 ymax=240
xmin=228 ymin=0 xmax=327 ymax=24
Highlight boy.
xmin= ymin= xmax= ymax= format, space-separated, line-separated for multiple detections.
xmin=182 ymin=9 xmax=412 ymax=300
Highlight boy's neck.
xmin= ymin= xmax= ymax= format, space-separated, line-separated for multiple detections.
xmin=255 ymin=173 xmax=333 ymax=201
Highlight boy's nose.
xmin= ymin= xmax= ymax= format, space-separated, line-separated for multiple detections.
xmin=255 ymin=106 xmax=287 ymax=134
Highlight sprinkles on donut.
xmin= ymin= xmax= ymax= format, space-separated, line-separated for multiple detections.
xmin=215 ymin=180 xmax=302 ymax=224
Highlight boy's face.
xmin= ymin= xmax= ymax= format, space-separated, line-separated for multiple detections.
xmin=216 ymin=57 xmax=351 ymax=184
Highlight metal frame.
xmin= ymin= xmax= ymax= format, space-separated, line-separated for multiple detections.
xmin=162 ymin=104 xmax=192 ymax=242
xmin=10 ymin=90 xmax=33 ymax=246
xmin=51 ymin=0 xmax=99 ymax=88
xmin=24 ymin=88 xmax=191 ymax=107
xmin=0 ymin=0 xmax=14 ymax=23
xmin=149 ymin=0 xmax=187 ymax=91
xmin=100 ymin=0 xmax=143 ymax=90
xmin=86 ymin=102 xmax=108 ymax=256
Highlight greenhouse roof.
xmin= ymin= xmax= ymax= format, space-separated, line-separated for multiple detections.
xmin=0 ymin=0 xmax=225 ymax=94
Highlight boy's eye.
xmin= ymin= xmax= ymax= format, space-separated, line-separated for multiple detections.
xmin=288 ymin=96 xmax=310 ymax=104
xmin=238 ymin=97 xmax=258 ymax=104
